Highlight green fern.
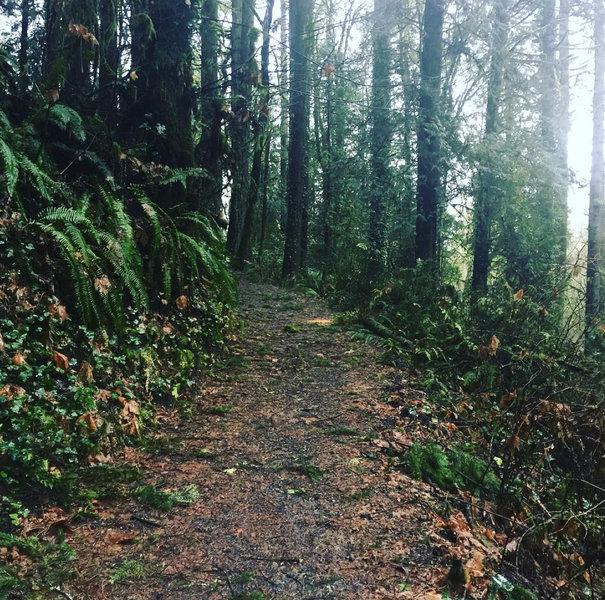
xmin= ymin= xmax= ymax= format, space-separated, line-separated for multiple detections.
xmin=49 ymin=105 xmax=86 ymax=142
xmin=0 ymin=138 xmax=18 ymax=196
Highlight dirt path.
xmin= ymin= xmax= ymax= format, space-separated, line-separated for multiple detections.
xmin=65 ymin=282 xmax=462 ymax=600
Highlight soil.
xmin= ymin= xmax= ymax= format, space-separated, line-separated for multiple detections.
xmin=57 ymin=281 xmax=501 ymax=599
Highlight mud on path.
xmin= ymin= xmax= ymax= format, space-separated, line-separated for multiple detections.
xmin=64 ymin=281 xmax=475 ymax=600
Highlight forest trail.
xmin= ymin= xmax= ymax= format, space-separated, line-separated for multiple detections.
xmin=64 ymin=282 xmax=476 ymax=600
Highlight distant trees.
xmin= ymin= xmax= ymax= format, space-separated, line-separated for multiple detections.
xmin=587 ymin=0 xmax=605 ymax=326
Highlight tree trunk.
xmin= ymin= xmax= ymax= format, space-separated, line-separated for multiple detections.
xmin=227 ymin=0 xmax=256 ymax=253
xmin=127 ymin=0 xmax=195 ymax=170
xmin=279 ymin=0 xmax=289 ymax=231
xmin=415 ymin=0 xmax=445 ymax=266
xmin=237 ymin=0 xmax=275 ymax=264
xmin=539 ymin=0 xmax=567 ymax=264
xmin=197 ymin=0 xmax=224 ymax=214
xmin=470 ymin=0 xmax=508 ymax=296
xmin=99 ymin=0 xmax=119 ymax=124
xmin=281 ymin=0 xmax=313 ymax=279
xmin=587 ymin=0 xmax=605 ymax=326
xmin=18 ymin=0 xmax=30 ymax=94
xmin=366 ymin=0 xmax=393 ymax=286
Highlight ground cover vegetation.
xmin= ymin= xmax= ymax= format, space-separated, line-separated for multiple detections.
xmin=0 ymin=0 xmax=604 ymax=598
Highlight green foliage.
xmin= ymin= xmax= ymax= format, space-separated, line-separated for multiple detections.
xmin=133 ymin=484 xmax=200 ymax=510
xmin=49 ymin=104 xmax=86 ymax=142
xmin=404 ymin=443 xmax=501 ymax=500
xmin=0 ymin=533 xmax=75 ymax=595
xmin=109 ymin=559 xmax=147 ymax=584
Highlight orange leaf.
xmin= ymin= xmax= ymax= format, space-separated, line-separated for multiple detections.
xmin=47 ymin=303 xmax=68 ymax=322
xmin=513 ymin=289 xmax=524 ymax=301
xmin=324 ymin=64 xmax=335 ymax=78
xmin=12 ymin=352 xmax=26 ymax=365
xmin=52 ymin=350 xmax=69 ymax=372
xmin=488 ymin=335 xmax=499 ymax=356
xmin=77 ymin=412 xmax=98 ymax=433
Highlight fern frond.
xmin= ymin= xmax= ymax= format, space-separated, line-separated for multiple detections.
xmin=50 ymin=105 xmax=86 ymax=142
xmin=0 ymin=138 xmax=18 ymax=196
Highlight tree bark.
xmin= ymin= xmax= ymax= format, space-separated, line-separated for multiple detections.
xmin=470 ymin=0 xmax=508 ymax=296
xmin=367 ymin=0 xmax=393 ymax=286
xmin=197 ymin=0 xmax=224 ymax=214
xmin=18 ymin=0 xmax=30 ymax=94
xmin=237 ymin=0 xmax=275 ymax=264
xmin=227 ymin=0 xmax=256 ymax=253
xmin=415 ymin=0 xmax=445 ymax=267
xmin=281 ymin=0 xmax=313 ymax=279
xmin=587 ymin=0 xmax=605 ymax=326
xmin=99 ymin=0 xmax=119 ymax=124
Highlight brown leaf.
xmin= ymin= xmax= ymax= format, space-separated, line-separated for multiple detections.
xmin=478 ymin=344 xmax=489 ymax=360
xmin=499 ymin=391 xmax=517 ymax=409
xmin=104 ymin=530 xmax=138 ymax=545
xmin=513 ymin=289 xmax=524 ymax=301
xmin=176 ymin=295 xmax=189 ymax=309
xmin=537 ymin=306 xmax=549 ymax=318
xmin=488 ymin=335 xmax=499 ymax=356
xmin=77 ymin=361 xmax=94 ymax=384
xmin=129 ymin=70 xmax=138 ymax=81
xmin=0 ymin=384 xmax=26 ymax=401
xmin=0 ymin=332 xmax=5 ymax=352
xmin=77 ymin=412 xmax=98 ymax=433
xmin=504 ymin=434 xmax=521 ymax=454
xmin=94 ymin=275 xmax=112 ymax=295
xmin=47 ymin=303 xmax=68 ymax=322
xmin=45 ymin=88 xmax=60 ymax=104
xmin=12 ymin=352 xmax=26 ymax=365
xmin=52 ymin=350 xmax=69 ymax=372
xmin=324 ymin=64 xmax=335 ymax=78
xmin=519 ymin=348 xmax=529 ymax=359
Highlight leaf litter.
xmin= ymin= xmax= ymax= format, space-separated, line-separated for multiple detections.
xmin=45 ymin=281 xmax=517 ymax=599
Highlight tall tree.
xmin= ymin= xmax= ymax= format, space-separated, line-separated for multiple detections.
xmin=128 ymin=0 xmax=195 ymax=169
xmin=18 ymin=0 xmax=30 ymax=94
xmin=99 ymin=0 xmax=119 ymax=124
xmin=237 ymin=0 xmax=275 ymax=263
xmin=227 ymin=0 xmax=256 ymax=253
xmin=366 ymin=0 xmax=392 ymax=285
xmin=415 ymin=0 xmax=445 ymax=266
xmin=197 ymin=0 xmax=224 ymax=214
xmin=470 ymin=0 xmax=508 ymax=295
xmin=281 ymin=0 xmax=314 ymax=279
xmin=538 ymin=0 xmax=567 ymax=264
xmin=587 ymin=0 xmax=605 ymax=326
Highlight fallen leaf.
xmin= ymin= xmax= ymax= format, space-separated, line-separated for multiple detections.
xmin=47 ymin=303 xmax=68 ymax=322
xmin=52 ymin=350 xmax=69 ymax=372
xmin=513 ymin=289 xmax=524 ymax=301
xmin=488 ymin=335 xmax=499 ymax=356
xmin=12 ymin=352 xmax=26 ymax=365
xmin=129 ymin=70 xmax=138 ymax=81
xmin=0 ymin=332 xmax=5 ymax=352
xmin=77 ymin=361 xmax=94 ymax=384
xmin=78 ymin=412 xmax=98 ymax=433
xmin=104 ymin=530 xmax=138 ymax=545
xmin=176 ymin=295 xmax=189 ymax=309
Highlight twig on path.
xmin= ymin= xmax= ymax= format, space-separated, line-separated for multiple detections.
xmin=242 ymin=555 xmax=302 ymax=563
xmin=130 ymin=513 xmax=162 ymax=528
